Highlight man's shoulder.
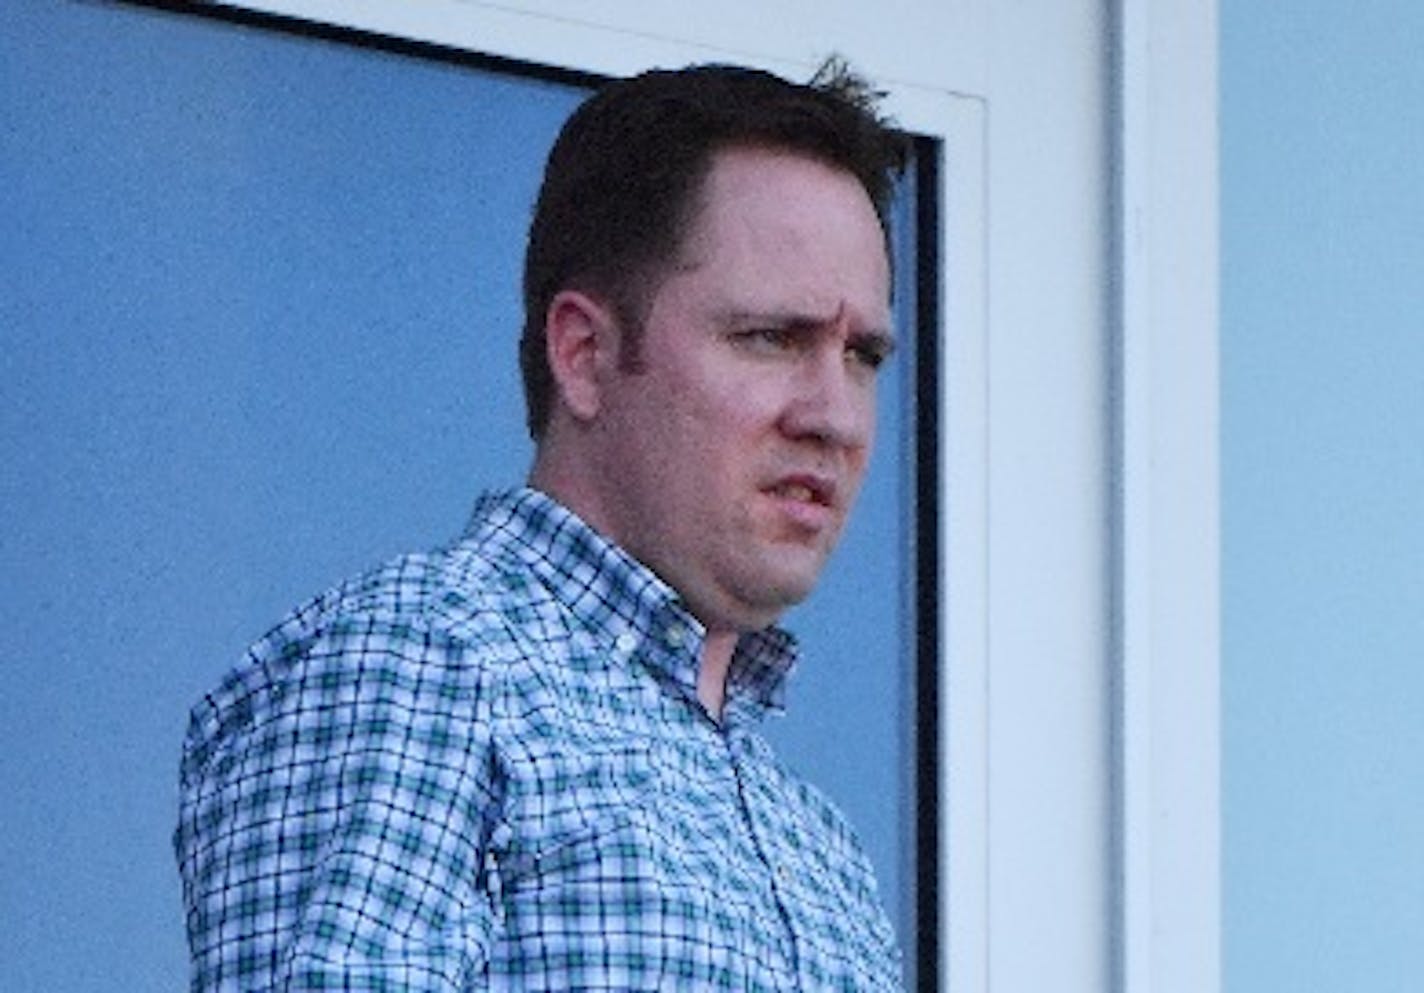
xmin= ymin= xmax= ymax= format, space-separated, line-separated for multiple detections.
xmin=190 ymin=521 xmax=550 ymax=699
xmin=178 ymin=529 xmax=560 ymax=784
xmin=251 ymin=526 xmax=557 ymax=673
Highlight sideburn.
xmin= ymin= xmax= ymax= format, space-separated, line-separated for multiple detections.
xmin=612 ymin=303 xmax=649 ymax=375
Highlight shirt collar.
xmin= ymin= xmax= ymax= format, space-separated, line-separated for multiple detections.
xmin=465 ymin=487 xmax=798 ymax=720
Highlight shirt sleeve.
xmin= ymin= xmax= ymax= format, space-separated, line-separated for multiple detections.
xmin=175 ymin=610 xmax=502 ymax=992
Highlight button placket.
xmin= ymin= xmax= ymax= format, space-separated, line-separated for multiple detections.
xmin=725 ymin=727 xmax=800 ymax=981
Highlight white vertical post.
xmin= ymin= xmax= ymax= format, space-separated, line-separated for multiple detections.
xmin=941 ymin=93 xmax=992 ymax=993
xmin=1111 ymin=2 xmax=1221 ymax=992
xmin=1110 ymin=0 xmax=1154 ymax=989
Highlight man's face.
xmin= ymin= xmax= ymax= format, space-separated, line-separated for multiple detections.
xmin=585 ymin=145 xmax=894 ymax=634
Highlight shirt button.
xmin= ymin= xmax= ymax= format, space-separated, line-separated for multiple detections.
xmin=664 ymin=623 xmax=686 ymax=648
xmin=615 ymin=631 xmax=638 ymax=654
xmin=776 ymin=864 xmax=792 ymax=885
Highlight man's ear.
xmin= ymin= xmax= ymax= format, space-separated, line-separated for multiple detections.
xmin=544 ymin=289 xmax=618 ymax=422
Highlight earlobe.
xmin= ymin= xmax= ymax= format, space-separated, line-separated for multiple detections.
xmin=544 ymin=290 xmax=615 ymax=422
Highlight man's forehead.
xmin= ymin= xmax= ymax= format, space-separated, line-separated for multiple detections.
xmin=684 ymin=146 xmax=886 ymax=235
xmin=642 ymin=146 xmax=893 ymax=324
xmin=678 ymin=155 xmax=888 ymax=253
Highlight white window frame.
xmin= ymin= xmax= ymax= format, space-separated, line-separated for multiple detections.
xmin=195 ymin=3 xmax=1219 ymax=990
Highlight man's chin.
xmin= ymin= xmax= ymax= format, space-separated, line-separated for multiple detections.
xmin=737 ymin=569 xmax=825 ymax=625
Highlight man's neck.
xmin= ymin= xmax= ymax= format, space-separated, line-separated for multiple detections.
xmin=531 ymin=454 xmax=745 ymax=723
xmin=697 ymin=630 xmax=738 ymax=722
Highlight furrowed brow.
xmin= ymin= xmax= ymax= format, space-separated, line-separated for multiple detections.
xmin=849 ymin=327 xmax=898 ymax=358
xmin=723 ymin=306 xmax=894 ymax=342
xmin=722 ymin=307 xmax=830 ymax=329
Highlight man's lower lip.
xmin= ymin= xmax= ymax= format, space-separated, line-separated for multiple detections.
xmin=766 ymin=491 xmax=834 ymax=529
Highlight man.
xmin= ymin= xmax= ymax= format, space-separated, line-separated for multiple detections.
xmin=176 ymin=61 xmax=906 ymax=991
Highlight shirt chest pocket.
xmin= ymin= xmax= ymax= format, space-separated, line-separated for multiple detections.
xmin=493 ymin=795 xmax=765 ymax=988
xmin=496 ymin=740 xmax=659 ymax=890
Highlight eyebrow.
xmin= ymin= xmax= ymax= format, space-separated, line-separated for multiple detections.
xmin=723 ymin=307 xmax=898 ymax=355
xmin=849 ymin=326 xmax=899 ymax=359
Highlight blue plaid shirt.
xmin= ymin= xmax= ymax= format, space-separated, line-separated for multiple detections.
xmin=176 ymin=488 xmax=902 ymax=991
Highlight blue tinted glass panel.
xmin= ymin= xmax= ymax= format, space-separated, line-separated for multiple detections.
xmin=0 ymin=1 xmax=924 ymax=986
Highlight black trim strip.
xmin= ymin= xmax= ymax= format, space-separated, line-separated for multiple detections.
xmin=114 ymin=0 xmax=610 ymax=89
xmin=913 ymin=135 xmax=944 ymax=993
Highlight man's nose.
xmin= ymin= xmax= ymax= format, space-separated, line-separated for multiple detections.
xmin=778 ymin=348 xmax=874 ymax=450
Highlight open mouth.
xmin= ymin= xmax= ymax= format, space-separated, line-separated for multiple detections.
xmin=768 ymin=475 xmax=835 ymax=508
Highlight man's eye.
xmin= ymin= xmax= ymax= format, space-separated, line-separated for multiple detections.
xmin=850 ymin=341 xmax=890 ymax=371
xmin=738 ymin=328 xmax=795 ymax=351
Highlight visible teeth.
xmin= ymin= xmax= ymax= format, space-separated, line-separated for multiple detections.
xmin=781 ymin=483 xmax=815 ymax=502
